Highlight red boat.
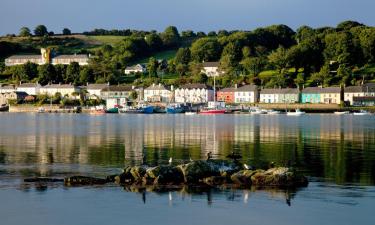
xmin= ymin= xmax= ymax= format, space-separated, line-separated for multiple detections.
xmin=200 ymin=108 xmax=226 ymax=114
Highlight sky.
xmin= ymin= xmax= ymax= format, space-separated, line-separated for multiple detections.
xmin=1 ymin=0 xmax=375 ymax=35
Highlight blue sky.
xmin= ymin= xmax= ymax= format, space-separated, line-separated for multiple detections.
xmin=1 ymin=0 xmax=374 ymax=35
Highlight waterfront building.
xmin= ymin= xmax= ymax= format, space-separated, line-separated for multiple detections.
xmin=344 ymin=83 xmax=375 ymax=105
xmin=0 ymin=84 xmax=16 ymax=93
xmin=234 ymin=85 xmax=259 ymax=103
xmin=353 ymin=96 xmax=375 ymax=106
xmin=124 ymin=64 xmax=146 ymax=74
xmin=86 ymin=83 xmax=110 ymax=99
xmin=301 ymin=87 xmax=341 ymax=104
xmin=39 ymin=84 xmax=81 ymax=98
xmin=5 ymin=48 xmax=89 ymax=66
xmin=16 ymin=82 xmax=41 ymax=95
xmin=174 ymin=84 xmax=214 ymax=104
xmin=217 ymin=87 xmax=236 ymax=103
xmin=0 ymin=91 xmax=28 ymax=105
xmin=144 ymin=83 xmax=173 ymax=103
xmin=102 ymin=85 xmax=136 ymax=109
xmin=201 ymin=62 xmax=223 ymax=77
xmin=259 ymin=88 xmax=299 ymax=103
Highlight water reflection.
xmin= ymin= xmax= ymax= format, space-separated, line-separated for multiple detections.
xmin=0 ymin=114 xmax=375 ymax=185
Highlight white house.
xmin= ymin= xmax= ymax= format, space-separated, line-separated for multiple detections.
xmin=16 ymin=82 xmax=41 ymax=95
xmin=260 ymin=88 xmax=300 ymax=103
xmin=344 ymin=83 xmax=375 ymax=105
xmin=144 ymin=84 xmax=172 ymax=103
xmin=234 ymin=85 xmax=258 ymax=103
xmin=0 ymin=84 xmax=16 ymax=93
xmin=175 ymin=84 xmax=214 ymax=104
xmin=201 ymin=62 xmax=223 ymax=77
xmin=125 ymin=64 xmax=146 ymax=74
xmin=39 ymin=84 xmax=81 ymax=98
xmin=86 ymin=83 xmax=110 ymax=99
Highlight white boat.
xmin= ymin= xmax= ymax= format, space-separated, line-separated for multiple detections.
xmin=287 ymin=109 xmax=306 ymax=116
xmin=185 ymin=111 xmax=197 ymax=115
xmin=37 ymin=107 xmax=45 ymax=113
xmin=353 ymin=110 xmax=371 ymax=115
xmin=249 ymin=107 xmax=267 ymax=114
xmin=334 ymin=111 xmax=350 ymax=115
xmin=267 ymin=110 xmax=281 ymax=115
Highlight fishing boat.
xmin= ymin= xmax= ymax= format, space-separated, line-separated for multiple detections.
xmin=334 ymin=111 xmax=350 ymax=115
xmin=267 ymin=110 xmax=282 ymax=115
xmin=287 ymin=109 xmax=306 ymax=116
xmin=106 ymin=107 xmax=119 ymax=113
xmin=142 ymin=105 xmax=154 ymax=114
xmin=249 ymin=107 xmax=267 ymax=114
xmin=166 ymin=103 xmax=184 ymax=114
xmin=353 ymin=110 xmax=371 ymax=115
xmin=0 ymin=104 xmax=9 ymax=112
xmin=200 ymin=75 xmax=226 ymax=114
xmin=37 ymin=107 xmax=45 ymax=113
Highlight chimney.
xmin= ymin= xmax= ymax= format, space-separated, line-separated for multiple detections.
xmin=235 ymin=84 xmax=237 ymax=89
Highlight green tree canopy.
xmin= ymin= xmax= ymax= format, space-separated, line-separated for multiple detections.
xmin=19 ymin=27 xmax=31 ymax=37
xmin=34 ymin=25 xmax=48 ymax=36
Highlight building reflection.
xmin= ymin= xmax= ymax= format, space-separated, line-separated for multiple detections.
xmin=0 ymin=114 xmax=374 ymax=185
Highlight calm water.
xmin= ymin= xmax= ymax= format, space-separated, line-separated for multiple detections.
xmin=0 ymin=113 xmax=375 ymax=225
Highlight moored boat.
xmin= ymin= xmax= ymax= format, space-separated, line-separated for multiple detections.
xmin=267 ymin=110 xmax=282 ymax=115
xmin=166 ymin=103 xmax=184 ymax=114
xmin=353 ymin=110 xmax=371 ymax=115
xmin=200 ymin=108 xmax=226 ymax=114
xmin=334 ymin=111 xmax=350 ymax=115
xmin=287 ymin=109 xmax=306 ymax=116
xmin=0 ymin=104 xmax=9 ymax=112
xmin=185 ymin=111 xmax=197 ymax=115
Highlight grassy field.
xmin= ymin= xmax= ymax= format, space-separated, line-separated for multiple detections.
xmin=135 ymin=50 xmax=178 ymax=64
xmin=85 ymin=35 xmax=125 ymax=46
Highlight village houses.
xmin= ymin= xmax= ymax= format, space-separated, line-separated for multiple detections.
xmin=174 ymin=84 xmax=214 ymax=104
xmin=201 ymin=62 xmax=223 ymax=77
xmin=16 ymin=82 xmax=41 ymax=96
xmin=234 ymin=85 xmax=259 ymax=103
xmin=301 ymin=87 xmax=341 ymax=104
xmin=124 ymin=64 xmax=147 ymax=75
xmin=259 ymin=88 xmax=299 ymax=103
xmin=85 ymin=83 xmax=110 ymax=99
xmin=0 ymin=84 xmax=16 ymax=93
xmin=344 ymin=83 xmax=375 ymax=105
xmin=0 ymin=91 xmax=28 ymax=105
xmin=101 ymin=85 xmax=139 ymax=109
xmin=144 ymin=83 xmax=173 ymax=103
xmin=39 ymin=84 xmax=81 ymax=98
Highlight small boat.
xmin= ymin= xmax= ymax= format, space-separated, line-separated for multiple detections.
xmin=185 ymin=111 xmax=197 ymax=115
xmin=37 ymin=107 xmax=45 ymax=113
xmin=153 ymin=106 xmax=166 ymax=113
xmin=249 ymin=107 xmax=267 ymax=114
xmin=334 ymin=111 xmax=350 ymax=115
xmin=353 ymin=110 xmax=371 ymax=115
xmin=166 ymin=103 xmax=184 ymax=114
xmin=142 ymin=105 xmax=154 ymax=114
xmin=106 ymin=108 xmax=119 ymax=114
xmin=200 ymin=108 xmax=226 ymax=114
xmin=287 ymin=109 xmax=306 ymax=116
xmin=0 ymin=104 xmax=9 ymax=112
xmin=267 ymin=110 xmax=281 ymax=115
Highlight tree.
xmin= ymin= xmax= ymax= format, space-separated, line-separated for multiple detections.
xmin=23 ymin=62 xmax=38 ymax=80
xmin=337 ymin=64 xmax=351 ymax=86
xmin=130 ymin=91 xmax=138 ymax=101
xmin=160 ymin=26 xmax=180 ymax=48
xmin=240 ymin=57 xmax=266 ymax=76
xmin=65 ymin=62 xmax=80 ymax=84
xmin=268 ymin=46 xmax=289 ymax=73
xmin=19 ymin=27 xmax=31 ymax=37
xmin=79 ymin=67 xmax=94 ymax=84
xmin=38 ymin=64 xmax=56 ymax=85
xmin=311 ymin=64 xmax=332 ymax=86
xmin=147 ymin=57 xmax=158 ymax=77
xmin=34 ymin=25 xmax=48 ymax=36
xmin=145 ymin=33 xmax=163 ymax=51
xmin=174 ymin=48 xmax=191 ymax=65
xmin=62 ymin=28 xmax=71 ymax=35
xmin=337 ymin=21 xmax=364 ymax=31
xmin=176 ymin=63 xmax=188 ymax=77
xmin=359 ymin=28 xmax=375 ymax=63
xmin=190 ymin=38 xmax=222 ymax=62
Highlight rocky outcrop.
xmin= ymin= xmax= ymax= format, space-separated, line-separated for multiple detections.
xmin=251 ymin=167 xmax=308 ymax=187
xmin=54 ymin=161 xmax=308 ymax=189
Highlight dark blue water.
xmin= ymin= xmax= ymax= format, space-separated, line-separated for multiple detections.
xmin=0 ymin=113 xmax=374 ymax=225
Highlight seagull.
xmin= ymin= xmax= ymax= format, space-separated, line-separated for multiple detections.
xmin=168 ymin=157 xmax=173 ymax=165
xmin=244 ymin=163 xmax=249 ymax=170
xmin=206 ymin=152 xmax=212 ymax=161
xmin=226 ymin=151 xmax=242 ymax=161
xmin=189 ymin=157 xmax=194 ymax=162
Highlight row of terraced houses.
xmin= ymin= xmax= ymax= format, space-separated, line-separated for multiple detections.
xmin=1 ymin=82 xmax=375 ymax=107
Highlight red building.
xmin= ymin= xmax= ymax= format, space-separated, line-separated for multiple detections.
xmin=217 ymin=87 xmax=236 ymax=103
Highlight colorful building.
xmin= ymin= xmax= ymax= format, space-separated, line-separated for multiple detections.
xmin=217 ymin=87 xmax=236 ymax=103
xmin=234 ymin=85 xmax=258 ymax=103
xmin=175 ymin=84 xmax=214 ymax=104
xmin=301 ymin=87 xmax=341 ymax=104
xmin=344 ymin=83 xmax=375 ymax=105
xmin=260 ymin=88 xmax=299 ymax=103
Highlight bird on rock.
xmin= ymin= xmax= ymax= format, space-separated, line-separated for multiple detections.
xmin=168 ymin=157 xmax=173 ymax=165
xmin=206 ymin=152 xmax=212 ymax=161
xmin=226 ymin=151 xmax=242 ymax=161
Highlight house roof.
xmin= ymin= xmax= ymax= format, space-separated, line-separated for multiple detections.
xmin=203 ymin=62 xmax=219 ymax=67
xmin=260 ymin=88 xmax=299 ymax=94
xmin=0 ymin=84 xmax=15 ymax=89
xmin=41 ymin=84 xmax=78 ymax=89
xmin=218 ymin=87 xmax=236 ymax=93
xmin=145 ymin=84 xmax=170 ymax=91
xmin=344 ymin=83 xmax=375 ymax=93
xmin=52 ymin=54 xmax=89 ymax=60
xmin=125 ymin=64 xmax=145 ymax=70
xmin=87 ymin=83 xmax=109 ymax=90
xmin=6 ymin=55 xmax=41 ymax=60
xmin=302 ymin=87 xmax=341 ymax=93
xmin=101 ymin=85 xmax=133 ymax=92
xmin=235 ymin=85 xmax=258 ymax=92
xmin=179 ymin=83 xmax=212 ymax=90
xmin=17 ymin=83 xmax=41 ymax=88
